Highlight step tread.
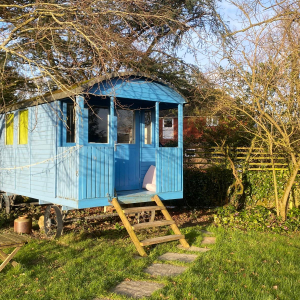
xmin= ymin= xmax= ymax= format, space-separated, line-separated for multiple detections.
xmin=122 ymin=206 xmax=165 ymax=214
xmin=140 ymin=234 xmax=184 ymax=246
xmin=132 ymin=220 xmax=175 ymax=230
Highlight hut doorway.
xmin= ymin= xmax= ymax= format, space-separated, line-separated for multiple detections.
xmin=114 ymin=108 xmax=140 ymax=191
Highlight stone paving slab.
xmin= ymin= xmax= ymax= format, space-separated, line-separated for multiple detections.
xmin=158 ymin=252 xmax=198 ymax=263
xmin=201 ymin=230 xmax=214 ymax=235
xmin=144 ymin=263 xmax=187 ymax=277
xmin=177 ymin=245 xmax=211 ymax=252
xmin=111 ymin=280 xmax=165 ymax=298
xmin=202 ymin=236 xmax=216 ymax=244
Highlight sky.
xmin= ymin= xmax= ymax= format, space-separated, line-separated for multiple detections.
xmin=176 ymin=1 xmax=241 ymax=70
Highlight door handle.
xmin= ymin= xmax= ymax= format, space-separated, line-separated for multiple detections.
xmin=114 ymin=141 xmax=117 ymax=151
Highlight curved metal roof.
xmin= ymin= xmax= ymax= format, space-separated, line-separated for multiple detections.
xmin=5 ymin=72 xmax=186 ymax=112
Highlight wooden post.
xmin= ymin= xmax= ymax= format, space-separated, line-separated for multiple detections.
xmin=76 ymin=95 xmax=86 ymax=200
xmin=109 ymin=97 xmax=115 ymax=197
xmin=178 ymin=103 xmax=183 ymax=191
xmin=109 ymin=97 xmax=115 ymax=146
xmin=75 ymin=95 xmax=86 ymax=146
xmin=111 ymin=198 xmax=147 ymax=257
xmin=155 ymin=102 xmax=159 ymax=148
xmin=178 ymin=103 xmax=183 ymax=149
xmin=155 ymin=102 xmax=161 ymax=192
xmin=152 ymin=195 xmax=190 ymax=248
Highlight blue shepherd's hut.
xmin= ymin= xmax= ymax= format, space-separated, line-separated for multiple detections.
xmin=0 ymin=73 xmax=189 ymax=256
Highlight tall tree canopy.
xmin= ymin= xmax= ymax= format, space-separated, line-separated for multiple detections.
xmin=0 ymin=0 xmax=227 ymax=106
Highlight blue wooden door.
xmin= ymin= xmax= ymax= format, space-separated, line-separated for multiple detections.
xmin=115 ymin=109 xmax=140 ymax=191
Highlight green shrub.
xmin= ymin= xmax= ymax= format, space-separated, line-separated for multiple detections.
xmin=214 ymin=205 xmax=300 ymax=233
xmin=243 ymin=170 xmax=291 ymax=207
xmin=183 ymin=166 xmax=234 ymax=207
xmin=0 ymin=209 xmax=18 ymax=227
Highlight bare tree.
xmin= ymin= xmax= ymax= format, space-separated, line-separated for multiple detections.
xmin=213 ymin=0 xmax=300 ymax=219
xmin=0 ymin=0 xmax=227 ymax=107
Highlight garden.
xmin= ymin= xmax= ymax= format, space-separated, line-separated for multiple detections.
xmin=1 ymin=1 xmax=300 ymax=299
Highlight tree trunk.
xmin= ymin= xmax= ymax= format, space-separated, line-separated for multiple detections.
xmin=269 ymin=139 xmax=280 ymax=216
xmin=279 ymin=163 xmax=300 ymax=220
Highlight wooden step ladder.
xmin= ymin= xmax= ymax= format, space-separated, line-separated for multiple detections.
xmin=111 ymin=195 xmax=190 ymax=257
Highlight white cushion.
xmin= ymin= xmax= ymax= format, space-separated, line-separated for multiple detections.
xmin=145 ymin=183 xmax=156 ymax=192
xmin=142 ymin=165 xmax=156 ymax=191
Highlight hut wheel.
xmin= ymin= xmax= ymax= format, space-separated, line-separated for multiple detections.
xmin=135 ymin=210 xmax=155 ymax=223
xmin=0 ymin=194 xmax=3 ymax=210
xmin=44 ymin=205 xmax=63 ymax=238
xmin=0 ymin=195 xmax=16 ymax=214
xmin=4 ymin=197 xmax=10 ymax=214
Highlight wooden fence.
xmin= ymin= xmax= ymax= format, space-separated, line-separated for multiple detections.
xmin=184 ymin=147 xmax=289 ymax=171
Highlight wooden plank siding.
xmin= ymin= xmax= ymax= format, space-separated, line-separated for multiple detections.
xmin=140 ymin=148 xmax=155 ymax=187
xmin=79 ymin=146 xmax=114 ymax=200
xmin=57 ymin=147 xmax=79 ymax=200
xmin=0 ymin=103 xmax=58 ymax=199
xmin=156 ymin=147 xmax=182 ymax=193
xmin=29 ymin=104 xmax=57 ymax=198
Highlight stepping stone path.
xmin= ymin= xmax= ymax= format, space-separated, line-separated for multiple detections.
xmin=158 ymin=252 xmax=198 ymax=263
xmin=177 ymin=245 xmax=211 ymax=252
xmin=202 ymin=230 xmax=214 ymax=235
xmin=111 ymin=281 xmax=165 ymax=298
xmin=202 ymin=236 xmax=216 ymax=245
xmin=111 ymin=230 xmax=216 ymax=298
xmin=144 ymin=263 xmax=188 ymax=276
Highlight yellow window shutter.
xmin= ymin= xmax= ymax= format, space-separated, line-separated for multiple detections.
xmin=19 ymin=110 xmax=28 ymax=145
xmin=6 ymin=113 xmax=14 ymax=145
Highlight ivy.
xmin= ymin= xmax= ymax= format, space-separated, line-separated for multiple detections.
xmin=214 ymin=205 xmax=300 ymax=233
xmin=243 ymin=170 xmax=300 ymax=207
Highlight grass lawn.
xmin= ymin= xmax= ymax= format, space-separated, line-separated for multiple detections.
xmin=1 ymin=222 xmax=300 ymax=299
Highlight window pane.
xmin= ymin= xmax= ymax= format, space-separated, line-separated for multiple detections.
xmin=144 ymin=111 xmax=152 ymax=144
xmin=66 ymin=104 xmax=75 ymax=143
xmin=163 ymin=118 xmax=174 ymax=139
xmin=159 ymin=107 xmax=178 ymax=147
xmin=206 ymin=116 xmax=219 ymax=126
xmin=117 ymin=109 xmax=135 ymax=144
xmin=164 ymin=119 xmax=173 ymax=128
xmin=6 ymin=113 xmax=14 ymax=145
xmin=88 ymin=106 xmax=109 ymax=143
xmin=19 ymin=110 xmax=28 ymax=144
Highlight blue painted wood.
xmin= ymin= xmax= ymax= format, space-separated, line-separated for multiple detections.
xmin=78 ymin=146 xmax=114 ymax=199
xmin=109 ymin=97 xmax=115 ymax=197
xmin=0 ymin=103 xmax=57 ymax=199
xmin=156 ymin=147 xmax=182 ymax=193
xmin=88 ymin=77 xmax=186 ymax=104
xmin=0 ymin=75 xmax=186 ymax=209
xmin=155 ymin=102 xmax=161 ymax=193
xmin=76 ymin=95 xmax=85 ymax=200
xmin=57 ymin=147 xmax=79 ymax=200
xmin=15 ymin=147 xmax=30 ymax=191
xmin=116 ymin=189 xmax=183 ymax=204
xmin=140 ymin=148 xmax=155 ymax=188
xmin=178 ymin=104 xmax=184 ymax=191
xmin=115 ymin=111 xmax=140 ymax=191
xmin=30 ymin=106 xmax=56 ymax=198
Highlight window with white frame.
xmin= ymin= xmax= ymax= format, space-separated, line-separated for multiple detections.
xmin=162 ymin=118 xmax=174 ymax=139
xmin=206 ymin=116 xmax=219 ymax=127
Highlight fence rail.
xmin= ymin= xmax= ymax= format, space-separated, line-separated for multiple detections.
xmin=184 ymin=147 xmax=289 ymax=171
